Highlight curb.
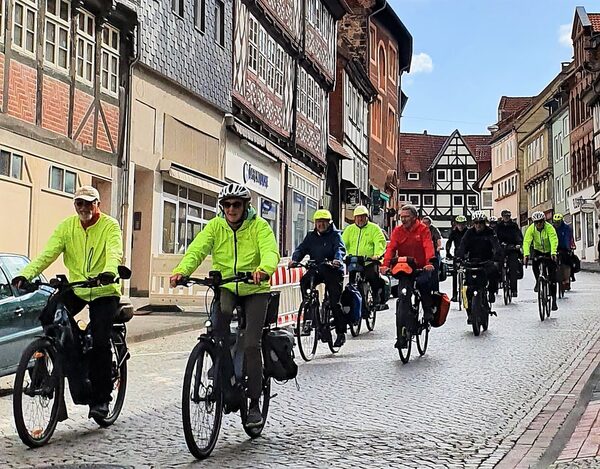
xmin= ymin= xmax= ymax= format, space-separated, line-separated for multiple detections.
xmin=126 ymin=322 xmax=202 ymax=345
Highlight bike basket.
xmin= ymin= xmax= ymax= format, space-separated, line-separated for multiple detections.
xmin=265 ymin=291 xmax=280 ymax=326
xmin=262 ymin=329 xmax=297 ymax=381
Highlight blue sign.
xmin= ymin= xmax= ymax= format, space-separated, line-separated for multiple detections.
xmin=243 ymin=162 xmax=269 ymax=188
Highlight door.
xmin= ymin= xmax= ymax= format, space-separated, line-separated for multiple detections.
xmin=0 ymin=267 xmax=26 ymax=376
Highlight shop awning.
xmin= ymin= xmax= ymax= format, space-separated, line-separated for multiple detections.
xmin=379 ymin=192 xmax=391 ymax=202
xmin=159 ymin=160 xmax=224 ymax=194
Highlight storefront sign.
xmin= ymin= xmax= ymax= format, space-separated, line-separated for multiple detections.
xmin=243 ymin=162 xmax=269 ymax=188
xmin=345 ymin=188 xmax=360 ymax=209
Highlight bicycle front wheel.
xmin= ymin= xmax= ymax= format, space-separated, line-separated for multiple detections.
xmin=471 ymin=293 xmax=482 ymax=336
xmin=364 ymin=285 xmax=377 ymax=331
xmin=296 ymin=301 xmax=318 ymax=362
xmin=94 ymin=328 xmax=128 ymax=427
xmin=538 ymin=279 xmax=546 ymax=321
xmin=13 ymin=338 xmax=64 ymax=448
xmin=416 ymin=317 xmax=429 ymax=357
xmin=182 ymin=341 xmax=223 ymax=460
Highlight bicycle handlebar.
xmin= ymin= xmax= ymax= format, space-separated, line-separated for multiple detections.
xmin=176 ymin=271 xmax=254 ymax=288
xmin=289 ymin=260 xmax=339 ymax=270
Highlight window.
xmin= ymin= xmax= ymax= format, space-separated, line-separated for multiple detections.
xmin=0 ymin=150 xmax=23 ymax=180
xmin=453 ymin=195 xmax=463 ymax=206
xmin=248 ymin=16 xmax=285 ymax=97
xmin=586 ymin=212 xmax=594 ymax=247
xmin=49 ymin=166 xmax=76 ymax=194
xmin=467 ymin=169 xmax=477 ymax=181
xmin=292 ymin=191 xmax=317 ymax=250
xmin=563 ymin=114 xmax=569 ymax=136
xmin=388 ymin=44 xmax=397 ymax=84
xmin=386 ymin=107 xmax=396 ymax=151
xmin=437 ymin=170 xmax=446 ymax=181
xmin=259 ymin=197 xmax=278 ymax=237
xmin=214 ymin=0 xmax=224 ymax=47
xmin=467 ymin=195 xmax=478 ymax=208
xmin=194 ymin=0 xmax=205 ymax=31
xmin=453 ymin=169 xmax=463 ymax=181
xmin=565 ymin=151 xmax=570 ymax=174
xmin=248 ymin=17 xmax=258 ymax=72
xmin=299 ymin=68 xmax=322 ymax=124
xmin=172 ymin=0 xmax=184 ymax=17
xmin=408 ymin=194 xmax=420 ymax=206
xmin=372 ymin=97 xmax=382 ymax=141
xmin=573 ymin=213 xmax=581 ymax=241
xmin=306 ymin=0 xmax=333 ymax=39
xmin=76 ymin=10 xmax=95 ymax=85
xmin=13 ymin=0 xmax=37 ymax=55
xmin=369 ymin=24 xmax=376 ymax=63
xmin=377 ymin=45 xmax=386 ymax=91
xmin=423 ymin=195 xmax=434 ymax=206
xmin=162 ymin=181 xmax=218 ymax=254
xmin=44 ymin=0 xmax=70 ymax=70
xmin=407 ymin=172 xmax=420 ymax=181
xmin=482 ymin=190 xmax=493 ymax=208
xmin=100 ymin=25 xmax=119 ymax=96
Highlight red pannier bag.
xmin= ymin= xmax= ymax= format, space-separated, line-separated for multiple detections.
xmin=431 ymin=292 xmax=450 ymax=328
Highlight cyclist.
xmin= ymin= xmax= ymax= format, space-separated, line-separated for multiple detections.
xmin=489 ymin=216 xmax=499 ymax=232
xmin=552 ymin=213 xmax=575 ymax=292
xmin=422 ymin=216 xmax=443 ymax=291
xmin=455 ymin=211 xmax=502 ymax=320
xmin=12 ymin=186 xmax=123 ymax=420
xmin=496 ymin=209 xmax=524 ymax=297
xmin=523 ymin=211 xmax=559 ymax=311
xmin=170 ymin=183 xmax=280 ymax=428
xmin=446 ymin=215 xmax=468 ymax=302
xmin=381 ymin=204 xmax=435 ymax=348
xmin=289 ymin=209 xmax=347 ymax=348
xmin=342 ymin=205 xmax=387 ymax=308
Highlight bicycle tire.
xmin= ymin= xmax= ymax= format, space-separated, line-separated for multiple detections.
xmin=13 ymin=338 xmax=64 ymax=448
xmin=545 ymin=281 xmax=552 ymax=318
xmin=242 ymin=376 xmax=271 ymax=439
xmin=326 ymin=304 xmax=340 ymax=354
xmin=395 ymin=291 xmax=412 ymax=363
xmin=458 ymin=271 xmax=464 ymax=311
xmin=398 ymin=327 xmax=412 ymax=363
xmin=364 ymin=284 xmax=376 ymax=331
xmin=93 ymin=329 xmax=128 ymax=427
xmin=416 ymin=307 xmax=429 ymax=357
xmin=182 ymin=340 xmax=223 ymax=460
xmin=538 ymin=278 xmax=546 ymax=321
xmin=471 ymin=293 xmax=482 ymax=336
xmin=349 ymin=317 xmax=362 ymax=337
xmin=296 ymin=301 xmax=318 ymax=362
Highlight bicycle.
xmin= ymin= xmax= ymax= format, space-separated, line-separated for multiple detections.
xmin=12 ymin=266 xmax=132 ymax=448
xmin=178 ymin=271 xmax=275 ymax=459
xmin=463 ymin=260 xmax=495 ymax=336
xmin=531 ymin=254 xmax=554 ymax=321
xmin=556 ymin=250 xmax=571 ymax=299
xmin=345 ymin=256 xmax=379 ymax=337
xmin=292 ymin=260 xmax=341 ymax=362
xmin=389 ymin=257 xmax=430 ymax=364
xmin=500 ymin=244 xmax=521 ymax=305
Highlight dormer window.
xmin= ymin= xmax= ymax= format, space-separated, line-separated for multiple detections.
xmin=407 ymin=172 xmax=419 ymax=181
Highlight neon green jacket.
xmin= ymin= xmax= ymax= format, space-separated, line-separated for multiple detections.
xmin=172 ymin=206 xmax=280 ymax=296
xmin=20 ymin=214 xmax=123 ymax=300
xmin=523 ymin=222 xmax=558 ymax=256
xmin=342 ymin=221 xmax=387 ymax=259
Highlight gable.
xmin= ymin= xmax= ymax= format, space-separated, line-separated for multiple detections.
xmin=429 ymin=130 xmax=477 ymax=169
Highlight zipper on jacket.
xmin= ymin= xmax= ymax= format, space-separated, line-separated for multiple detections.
xmin=356 ymin=227 xmax=363 ymax=256
xmin=233 ymin=230 xmax=239 ymax=296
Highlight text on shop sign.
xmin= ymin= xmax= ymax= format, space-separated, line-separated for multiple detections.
xmin=243 ymin=162 xmax=269 ymax=188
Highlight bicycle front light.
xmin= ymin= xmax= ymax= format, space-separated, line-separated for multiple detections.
xmin=204 ymin=319 xmax=213 ymax=330
xmin=401 ymin=288 xmax=407 ymax=295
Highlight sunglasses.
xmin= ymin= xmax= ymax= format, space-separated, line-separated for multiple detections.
xmin=74 ymin=199 xmax=97 ymax=208
xmin=220 ymin=201 xmax=243 ymax=209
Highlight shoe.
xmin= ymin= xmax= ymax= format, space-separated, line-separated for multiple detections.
xmin=88 ymin=402 xmax=109 ymax=419
xmin=552 ymin=301 xmax=558 ymax=311
xmin=246 ymin=405 xmax=263 ymax=428
xmin=511 ymin=290 xmax=518 ymax=298
xmin=394 ymin=337 xmax=408 ymax=349
xmin=451 ymin=296 xmax=457 ymax=302
xmin=333 ymin=333 xmax=346 ymax=348
xmin=376 ymin=303 xmax=389 ymax=311
xmin=534 ymin=283 xmax=539 ymax=293
xmin=466 ymin=313 xmax=472 ymax=325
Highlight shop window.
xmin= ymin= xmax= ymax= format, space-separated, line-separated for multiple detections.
xmin=0 ymin=150 xmax=23 ymax=180
xmin=161 ymin=182 xmax=218 ymax=254
xmin=76 ymin=10 xmax=95 ymax=85
xmin=573 ymin=213 xmax=581 ymax=241
xmin=292 ymin=191 xmax=317 ymax=250
xmin=44 ymin=0 xmax=70 ymax=71
xmin=49 ymin=166 xmax=76 ymax=194
xmin=13 ymin=0 xmax=37 ymax=55
xmin=586 ymin=212 xmax=594 ymax=247
xmin=259 ymin=197 xmax=278 ymax=239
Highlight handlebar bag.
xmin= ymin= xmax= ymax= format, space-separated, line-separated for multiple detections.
xmin=262 ymin=329 xmax=298 ymax=381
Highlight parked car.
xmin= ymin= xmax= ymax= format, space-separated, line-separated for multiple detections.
xmin=0 ymin=254 xmax=50 ymax=377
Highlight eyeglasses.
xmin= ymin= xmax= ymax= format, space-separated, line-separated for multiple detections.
xmin=74 ymin=199 xmax=97 ymax=208
xmin=221 ymin=201 xmax=243 ymax=209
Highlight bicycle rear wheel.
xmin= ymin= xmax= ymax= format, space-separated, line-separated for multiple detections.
xmin=13 ymin=338 xmax=64 ymax=448
xmin=326 ymin=305 xmax=340 ymax=354
xmin=242 ymin=376 xmax=271 ymax=438
xmin=349 ymin=316 xmax=362 ymax=337
xmin=471 ymin=293 xmax=482 ymax=336
xmin=93 ymin=328 xmax=128 ymax=427
xmin=546 ymin=282 xmax=552 ymax=318
xmin=296 ymin=301 xmax=318 ymax=362
xmin=182 ymin=340 xmax=223 ymax=460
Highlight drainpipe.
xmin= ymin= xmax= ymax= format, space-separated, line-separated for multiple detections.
xmin=366 ymin=0 xmax=386 ymax=65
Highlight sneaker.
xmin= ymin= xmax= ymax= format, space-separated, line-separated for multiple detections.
xmin=246 ymin=405 xmax=263 ymax=428
xmin=489 ymin=292 xmax=496 ymax=304
xmin=88 ymin=402 xmax=109 ymax=419
xmin=394 ymin=336 xmax=408 ymax=349
xmin=552 ymin=301 xmax=558 ymax=311
xmin=534 ymin=283 xmax=539 ymax=293
xmin=376 ymin=303 xmax=389 ymax=311
xmin=451 ymin=296 xmax=457 ymax=302
xmin=511 ymin=290 xmax=518 ymax=298
xmin=333 ymin=333 xmax=346 ymax=348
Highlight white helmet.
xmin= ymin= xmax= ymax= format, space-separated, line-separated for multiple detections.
xmin=218 ymin=183 xmax=251 ymax=202
xmin=472 ymin=211 xmax=487 ymax=222
xmin=531 ymin=211 xmax=545 ymax=222
xmin=489 ymin=216 xmax=498 ymax=223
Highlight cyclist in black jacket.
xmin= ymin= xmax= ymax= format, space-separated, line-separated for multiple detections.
xmin=495 ymin=209 xmax=524 ymax=296
xmin=446 ymin=215 xmax=468 ymax=302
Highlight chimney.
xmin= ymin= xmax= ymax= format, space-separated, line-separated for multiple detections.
xmin=423 ymin=130 xmax=428 ymax=135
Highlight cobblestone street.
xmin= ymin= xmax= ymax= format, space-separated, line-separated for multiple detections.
xmin=1 ymin=271 xmax=599 ymax=468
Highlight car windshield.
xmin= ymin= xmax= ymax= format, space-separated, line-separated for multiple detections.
xmin=0 ymin=255 xmax=43 ymax=282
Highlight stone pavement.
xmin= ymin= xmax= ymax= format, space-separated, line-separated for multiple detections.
xmin=1 ymin=272 xmax=600 ymax=468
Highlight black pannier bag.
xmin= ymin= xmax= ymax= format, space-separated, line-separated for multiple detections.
xmin=262 ymin=329 xmax=297 ymax=381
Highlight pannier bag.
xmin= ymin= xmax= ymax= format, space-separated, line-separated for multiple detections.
xmin=262 ymin=329 xmax=298 ymax=381
xmin=381 ymin=275 xmax=391 ymax=303
xmin=431 ymin=292 xmax=450 ymax=328
xmin=571 ymin=253 xmax=581 ymax=274
xmin=341 ymin=283 xmax=362 ymax=323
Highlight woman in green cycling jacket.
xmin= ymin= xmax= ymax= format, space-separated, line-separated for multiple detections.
xmin=170 ymin=183 xmax=280 ymax=428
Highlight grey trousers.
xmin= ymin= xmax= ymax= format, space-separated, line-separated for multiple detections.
xmin=215 ymin=289 xmax=269 ymax=399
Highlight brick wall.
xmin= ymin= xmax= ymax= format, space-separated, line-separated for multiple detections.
xmin=102 ymin=102 xmax=120 ymax=149
xmin=73 ymin=89 xmax=94 ymax=140
xmin=41 ymin=76 xmax=69 ymax=136
xmin=7 ymin=61 xmax=37 ymax=124
xmin=0 ymin=54 xmax=4 ymax=110
xmin=329 ymin=60 xmax=344 ymax=141
xmin=96 ymin=116 xmax=112 ymax=152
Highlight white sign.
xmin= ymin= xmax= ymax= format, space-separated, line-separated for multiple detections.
xmin=580 ymin=202 xmax=595 ymax=213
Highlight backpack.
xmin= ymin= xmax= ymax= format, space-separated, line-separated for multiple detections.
xmin=262 ymin=329 xmax=298 ymax=382
xmin=341 ymin=283 xmax=362 ymax=323
xmin=431 ymin=292 xmax=450 ymax=328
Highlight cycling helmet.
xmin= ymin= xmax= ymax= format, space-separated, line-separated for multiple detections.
xmin=472 ymin=211 xmax=488 ymax=222
xmin=313 ymin=209 xmax=332 ymax=221
xmin=531 ymin=211 xmax=546 ymax=222
xmin=553 ymin=213 xmax=564 ymax=222
xmin=353 ymin=205 xmax=369 ymax=217
xmin=455 ymin=215 xmax=467 ymax=223
xmin=489 ymin=216 xmax=498 ymax=223
xmin=501 ymin=209 xmax=511 ymax=217
xmin=218 ymin=183 xmax=251 ymax=202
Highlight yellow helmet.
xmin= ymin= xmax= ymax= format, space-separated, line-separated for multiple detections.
xmin=353 ymin=205 xmax=369 ymax=217
xmin=313 ymin=209 xmax=332 ymax=221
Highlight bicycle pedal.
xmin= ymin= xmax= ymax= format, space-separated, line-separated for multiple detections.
xmin=490 ymin=311 xmax=497 ymax=316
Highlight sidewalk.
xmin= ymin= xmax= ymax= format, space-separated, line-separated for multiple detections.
xmin=581 ymin=262 xmax=600 ymax=274
xmin=125 ymin=310 xmax=206 ymax=344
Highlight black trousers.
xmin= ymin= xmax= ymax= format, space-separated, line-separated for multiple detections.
xmin=532 ymin=250 xmax=557 ymax=300
xmin=504 ymin=250 xmax=521 ymax=292
xmin=300 ymin=266 xmax=345 ymax=334
xmin=55 ymin=291 xmax=118 ymax=405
